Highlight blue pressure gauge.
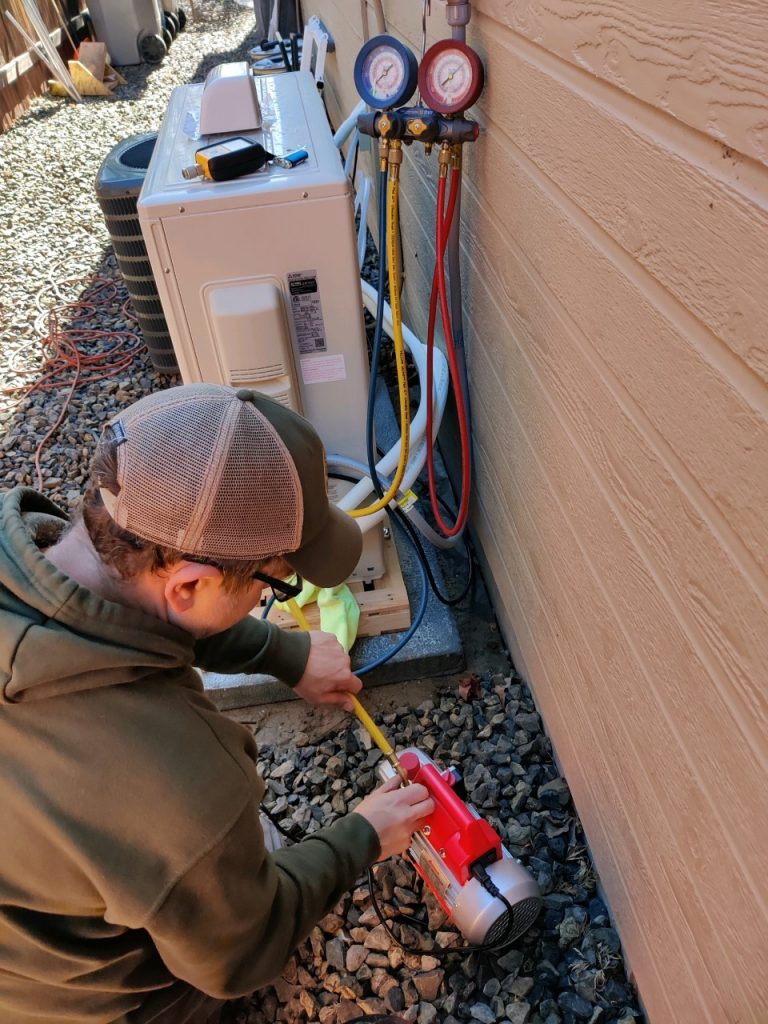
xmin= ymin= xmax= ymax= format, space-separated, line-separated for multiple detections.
xmin=354 ymin=35 xmax=418 ymax=110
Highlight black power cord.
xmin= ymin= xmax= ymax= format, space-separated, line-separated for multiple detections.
xmin=365 ymin=859 xmax=519 ymax=960
xmin=391 ymin=501 xmax=473 ymax=606
xmin=372 ymin=443 xmax=475 ymax=606
xmin=260 ymin=802 xmax=301 ymax=843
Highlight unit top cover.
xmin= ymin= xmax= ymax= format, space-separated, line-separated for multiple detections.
xmin=138 ymin=70 xmax=349 ymax=215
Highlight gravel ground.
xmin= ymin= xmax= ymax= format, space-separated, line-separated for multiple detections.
xmin=1 ymin=6 xmax=645 ymax=1024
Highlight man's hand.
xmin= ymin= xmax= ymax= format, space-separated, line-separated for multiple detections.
xmin=354 ymin=776 xmax=435 ymax=860
xmin=292 ymin=630 xmax=362 ymax=709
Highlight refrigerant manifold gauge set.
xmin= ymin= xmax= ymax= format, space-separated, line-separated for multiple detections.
xmin=354 ymin=34 xmax=485 ymax=148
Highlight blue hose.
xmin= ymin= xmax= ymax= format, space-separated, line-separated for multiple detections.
xmin=356 ymin=516 xmax=428 ymax=676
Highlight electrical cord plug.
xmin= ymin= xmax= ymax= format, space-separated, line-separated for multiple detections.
xmin=471 ymin=861 xmax=515 ymax=933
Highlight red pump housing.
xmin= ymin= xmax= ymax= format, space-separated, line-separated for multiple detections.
xmin=400 ymin=751 xmax=502 ymax=884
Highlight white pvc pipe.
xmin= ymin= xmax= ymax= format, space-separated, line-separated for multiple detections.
xmin=333 ymin=99 xmax=367 ymax=151
xmin=334 ymin=279 xmax=449 ymax=532
xmin=330 ymin=453 xmax=463 ymax=549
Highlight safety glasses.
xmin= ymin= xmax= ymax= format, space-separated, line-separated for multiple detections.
xmin=251 ymin=570 xmax=303 ymax=603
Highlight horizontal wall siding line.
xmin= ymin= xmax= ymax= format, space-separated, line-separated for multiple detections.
xmin=474 ymin=121 xmax=768 ymax=405
xmin=385 ymin=5 xmax=768 ymax=205
xmin=472 ymin=424 xmax=751 ymax=1020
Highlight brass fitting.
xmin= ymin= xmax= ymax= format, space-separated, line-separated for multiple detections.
xmin=378 ymin=135 xmax=390 ymax=172
xmin=424 ymin=142 xmax=434 ymax=157
xmin=438 ymin=141 xmax=451 ymax=178
xmin=388 ymin=139 xmax=404 ymax=179
xmin=450 ymin=143 xmax=463 ymax=170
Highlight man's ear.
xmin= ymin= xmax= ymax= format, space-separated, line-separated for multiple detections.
xmin=164 ymin=562 xmax=223 ymax=615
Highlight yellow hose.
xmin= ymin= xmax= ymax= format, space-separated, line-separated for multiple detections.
xmin=286 ymin=598 xmax=311 ymax=632
xmin=349 ymin=694 xmax=409 ymax=783
xmin=284 ymin=599 xmax=408 ymax=782
xmin=348 ymin=172 xmax=411 ymax=518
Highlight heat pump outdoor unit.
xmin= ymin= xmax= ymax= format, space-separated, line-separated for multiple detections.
xmin=138 ymin=69 xmax=385 ymax=581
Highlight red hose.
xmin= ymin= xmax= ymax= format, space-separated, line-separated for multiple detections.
xmin=426 ymin=165 xmax=471 ymax=537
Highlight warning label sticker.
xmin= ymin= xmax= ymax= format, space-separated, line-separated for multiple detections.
xmin=288 ymin=270 xmax=327 ymax=354
xmin=300 ymin=353 xmax=347 ymax=385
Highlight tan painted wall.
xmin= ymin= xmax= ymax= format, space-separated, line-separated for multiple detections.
xmin=310 ymin=2 xmax=768 ymax=1020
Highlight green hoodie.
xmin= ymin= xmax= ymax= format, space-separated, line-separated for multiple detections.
xmin=0 ymin=489 xmax=380 ymax=1023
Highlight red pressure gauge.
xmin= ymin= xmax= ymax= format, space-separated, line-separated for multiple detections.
xmin=418 ymin=39 xmax=485 ymax=116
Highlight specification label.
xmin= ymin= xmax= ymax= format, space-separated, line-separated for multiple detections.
xmin=287 ymin=270 xmax=327 ymax=354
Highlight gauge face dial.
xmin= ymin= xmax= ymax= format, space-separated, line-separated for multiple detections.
xmin=354 ymin=35 xmax=418 ymax=109
xmin=419 ymin=40 xmax=485 ymax=115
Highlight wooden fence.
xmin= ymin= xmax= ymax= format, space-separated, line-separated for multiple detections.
xmin=0 ymin=0 xmax=83 ymax=131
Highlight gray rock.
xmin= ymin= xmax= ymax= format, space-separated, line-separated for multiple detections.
xmin=538 ymin=778 xmax=571 ymax=808
xmin=508 ymin=977 xmax=534 ymax=998
xmin=505 ymin=1002 xmax=532 ymax=1024
xmin=558 ymin=991 xmax=594 ymax=1019
xmin=558 ymin=914 xmax=584 ymax=948
xmin=469 ymin=1002 xmax=497 ymax=1023
xmin=497 ymin=949 xmax=524 ymax=978
xmin=385 ymin=986 xmax=406 ymax=1013
xmin=325 ymin=939 xmax=345 ymax=971
xmin=418 ymin=1003 xmax=439 ymax=1024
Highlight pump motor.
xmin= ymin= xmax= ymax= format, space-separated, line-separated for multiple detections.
xmin=379 ymin=748 xmax=541 ymax=945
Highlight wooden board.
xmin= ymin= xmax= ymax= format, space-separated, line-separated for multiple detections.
xmin=262 ymin=533 xmax=411 ymax=638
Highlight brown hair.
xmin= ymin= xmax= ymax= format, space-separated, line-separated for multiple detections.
xmin=81 ymin=437 xmax=282 ymax=592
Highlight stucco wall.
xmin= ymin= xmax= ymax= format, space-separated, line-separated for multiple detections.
xmin=311 ymin=3 xmax=768 ymax=1020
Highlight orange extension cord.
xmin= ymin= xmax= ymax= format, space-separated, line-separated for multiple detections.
xmin=1 ymin=276 xmax=144 ymax=490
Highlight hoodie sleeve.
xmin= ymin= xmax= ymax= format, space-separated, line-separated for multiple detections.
xmin=193 ymin=616 xmax=311 ymax=687
xmin=146 ymin=803 xmax=380 ymax=999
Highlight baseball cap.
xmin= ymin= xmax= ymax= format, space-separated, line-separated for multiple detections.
xmin=96 ymin=383 xmax=363 ymax=587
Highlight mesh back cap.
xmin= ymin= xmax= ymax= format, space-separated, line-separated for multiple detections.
xmin=99 ymin=383 xmax=362 ymax=587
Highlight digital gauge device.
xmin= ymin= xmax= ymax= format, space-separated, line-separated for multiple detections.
xmin=418 ymin=39 xmax=485 ymax=115
xmin=354 ymin=34 xmax=419 ymax=109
